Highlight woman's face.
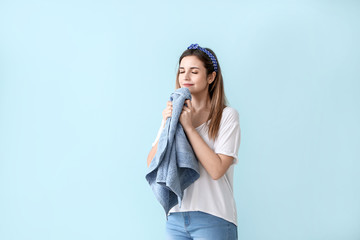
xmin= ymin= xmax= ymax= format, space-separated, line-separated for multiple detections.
xmin=178 ymin=56 xmax=209 ymax=94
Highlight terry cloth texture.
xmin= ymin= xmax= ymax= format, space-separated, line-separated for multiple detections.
xmin=145 ymin=87 xmax=200 ymax=216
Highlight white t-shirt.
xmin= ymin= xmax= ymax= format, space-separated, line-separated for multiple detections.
xmin=151 ymin=106 xmax=241 ymax=226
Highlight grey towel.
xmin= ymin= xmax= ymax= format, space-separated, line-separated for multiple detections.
xmin=145 ymin=87 xmax=200 ymax=216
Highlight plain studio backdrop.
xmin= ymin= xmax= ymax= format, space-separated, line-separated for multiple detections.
xmin=0 ymin=0 xmax=359 ymax=239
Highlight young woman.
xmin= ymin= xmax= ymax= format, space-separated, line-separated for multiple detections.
xmin=147 ymin=43 xmax=241 ymax=240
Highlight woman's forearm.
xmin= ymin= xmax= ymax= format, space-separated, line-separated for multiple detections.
xmin=183 ymin=127 xmax=224 ymax=180
xmin=147 ymin=120 xmax=166 ymax=167
xmin=147 ymin=140 xmax=159 ymax=167
xmin=148 ymin=124 xmax=229 ymax=179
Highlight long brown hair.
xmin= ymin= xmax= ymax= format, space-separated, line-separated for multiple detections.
xmin=175 ymin=46 xmax=229 ymax=141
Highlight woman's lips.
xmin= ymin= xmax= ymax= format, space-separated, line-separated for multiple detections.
xmin=183 ymin=84 xmax=193 ymax=87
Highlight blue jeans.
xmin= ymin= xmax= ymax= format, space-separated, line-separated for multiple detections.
xmin=166 ymin=211 xmax=238 ymax=240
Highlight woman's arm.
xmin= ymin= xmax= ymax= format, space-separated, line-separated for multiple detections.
xmin=148 ymin=102 xmax=172 ymax=167
xmin=180 ymin=100 xmax=236 ymax=180
xmin=147 ymin=117 xmax=167 ymax=167
xmin=148 ymin=125 xmax=234 ymax=175
xmin=183 ymin=127 xmax=234 ymax=180
xmin=147 ymin=140 xmax=159 ymax=167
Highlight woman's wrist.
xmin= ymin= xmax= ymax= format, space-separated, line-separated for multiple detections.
xmin=183 ymin=125 xmax=196 ymax=135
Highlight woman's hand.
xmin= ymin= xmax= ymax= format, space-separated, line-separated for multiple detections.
xmin=162 ymin=101 xmax=173 ymax=123
xmin=180 ymin=99 xmax=194 ymax=131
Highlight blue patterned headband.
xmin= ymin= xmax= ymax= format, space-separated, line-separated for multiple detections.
xmin=187 ymin=43 xmax=218 ymax=73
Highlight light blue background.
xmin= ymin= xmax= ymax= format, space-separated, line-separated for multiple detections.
xmin=0 ymin=0 xmax=359 ymax=239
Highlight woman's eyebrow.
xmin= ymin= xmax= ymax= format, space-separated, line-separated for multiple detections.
xmin=179 ymin=67 xmax=200 ymax=69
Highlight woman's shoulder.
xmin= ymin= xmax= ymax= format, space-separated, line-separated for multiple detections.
xmin=221 ymin=106 xmax=240 ymax=124
xmin=223 ymin=106 xmax=239 ymax=118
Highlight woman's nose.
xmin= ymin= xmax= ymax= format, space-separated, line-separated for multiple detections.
xmin=184 ymin=71 xmax=190 ymax=79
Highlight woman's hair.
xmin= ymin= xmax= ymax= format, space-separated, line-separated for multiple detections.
xmin=175 ymin=46 xmax=229 ymax=141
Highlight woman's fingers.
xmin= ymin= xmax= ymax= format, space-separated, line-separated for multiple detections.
xmin=167 ymin=101 xmax=172 ymax=118
xmin=167 ymin=101 xmax=173 ymax=111
xmin=163 ymin=101 xmax=173 ymax=121
xmin=187 ymin=99 xmax=192 ymax=109
xmin=182 ymin=100 xmax=192 ymax=111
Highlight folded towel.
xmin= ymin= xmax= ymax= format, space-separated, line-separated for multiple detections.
xmin=145 ymin=87 xmax=200 ymax=216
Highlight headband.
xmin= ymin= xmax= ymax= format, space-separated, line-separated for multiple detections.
xmin=187 ymin=43 xmax=218 ymax=73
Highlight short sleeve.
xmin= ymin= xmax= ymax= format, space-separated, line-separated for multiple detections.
xmin=151 ymin=118 xmax=166 ymax=147
xmin=213 ymin=108 xmax=241 ymax=164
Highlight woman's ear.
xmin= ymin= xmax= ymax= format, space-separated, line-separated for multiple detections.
xmin=208 ymin=71 xmax=216 ymax=84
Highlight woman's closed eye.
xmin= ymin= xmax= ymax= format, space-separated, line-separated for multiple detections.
xmin=179 ymin=71 xmax=198 ymax=74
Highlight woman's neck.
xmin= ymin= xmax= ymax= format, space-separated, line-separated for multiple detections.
xmin=191 ymin=92 xmax=211 ymax=113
